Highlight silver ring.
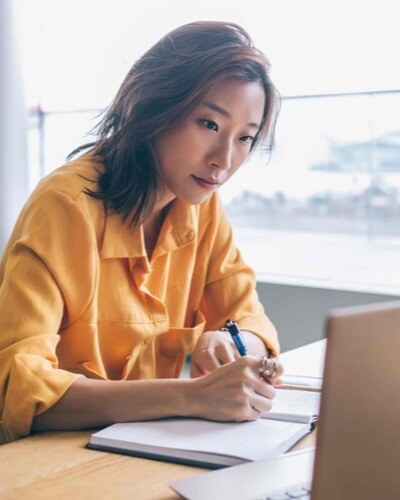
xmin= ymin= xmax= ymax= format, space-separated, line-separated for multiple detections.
xmin=259 ymin=356 xmax=278 ymax=378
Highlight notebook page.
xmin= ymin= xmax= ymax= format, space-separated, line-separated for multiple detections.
xmin=91 ymin=418 xmax=308 ymax=461
xmin=264 ymin=389 xmax=321 ymax=421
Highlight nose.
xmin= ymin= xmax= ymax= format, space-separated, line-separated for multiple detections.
xmin=208 ymin=139 xmax=234 ymax=172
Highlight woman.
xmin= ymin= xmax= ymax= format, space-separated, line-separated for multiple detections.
xmin=0 ymin=21 xmax=283 ymax=444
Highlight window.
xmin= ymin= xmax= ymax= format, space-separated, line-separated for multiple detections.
xmin=18 ymin=0 xmax=400 ymax=295
xmin=220 ymin=91 xmax=400 ymax=294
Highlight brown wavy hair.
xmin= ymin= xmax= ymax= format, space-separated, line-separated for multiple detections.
xmin=69 ymin=21 xmax=281 ymax=227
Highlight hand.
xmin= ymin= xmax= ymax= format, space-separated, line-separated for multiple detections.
xmin=191 ymin=355 xmax=276 ymax=422
xmin=190 ymin=329 xmax=240 ymax=378
xmin=258 ymin=356 xmax=285 ymax=387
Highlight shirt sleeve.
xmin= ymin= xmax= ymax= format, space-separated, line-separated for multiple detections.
xmin=0 ymin=189 xmax=96 ymax=443
xmin=200 ymin=196 xmax=280 ymax=358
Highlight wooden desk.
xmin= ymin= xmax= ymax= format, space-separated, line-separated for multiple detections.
xmin=0 ymin=429 xmax=315 ymax=499
xmin=1 ymin=342 xmax=321 ymax=499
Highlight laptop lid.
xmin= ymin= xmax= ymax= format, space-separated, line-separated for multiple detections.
xmin=312 ymin=300 xmax=400 ymax=500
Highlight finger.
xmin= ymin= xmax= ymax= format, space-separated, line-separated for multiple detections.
xmin=238 ymin=354 xmax=268 ymax=371
xmin=245 ymin=406 xmax=263 ymax=422
xmin=260 ymin=358 xmax=285 ymax=384
xmin=215 ymin=343 xmax=236 ymax=365
xmin=253 ymin=379 xmax=276 ymax=400
xmin=189 ymin=362 xmax=208 ymax=378
xmin=249 ymin=393 xmax=274 ymax=415
xmin=198 ymin=348 xmax=221 ymax=373
xmin=265 ymin=368 xmax=284 ymax=386
xmin=230 ymin=343 xmax=242 ymax=360
xmin=236 ymin=355 xmax=279 ymax=382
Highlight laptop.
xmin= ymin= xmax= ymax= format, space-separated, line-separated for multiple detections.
xmin=170 ymin=300 xmax=400 ymax=500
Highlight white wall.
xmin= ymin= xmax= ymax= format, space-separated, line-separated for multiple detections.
xmin=0 ymin=0 xmax=29 ymax=253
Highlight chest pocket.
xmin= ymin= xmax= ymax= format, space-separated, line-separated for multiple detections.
xmin=157 ymin=309 xmax=206 ymax=357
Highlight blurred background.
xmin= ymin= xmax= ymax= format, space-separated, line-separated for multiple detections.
xmin=2 ymin=0 xmax=400 ymax=349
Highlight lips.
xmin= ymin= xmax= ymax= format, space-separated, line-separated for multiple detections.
xmin=191 ymin=175 xmax=220 ymax=185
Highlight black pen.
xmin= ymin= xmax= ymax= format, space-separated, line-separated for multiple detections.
xmin=225 ymin=319 xmax=248 ymax=356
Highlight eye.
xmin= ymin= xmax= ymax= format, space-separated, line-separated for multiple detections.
xmin=199 ymin=119 xmax=219 ymax=132
xmin=240 ymin=135 xmax=255 ymax=144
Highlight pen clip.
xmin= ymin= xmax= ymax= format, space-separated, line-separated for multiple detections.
xmin=225 ymin=319 xmax=248 ymax=356
xmin=225 ymin=319 xmax=239 ymax=335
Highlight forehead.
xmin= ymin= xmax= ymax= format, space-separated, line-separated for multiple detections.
xmin=199 ymin=79 xmax=265 ymax=124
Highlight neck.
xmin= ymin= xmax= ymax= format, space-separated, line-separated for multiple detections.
xmin=143 ymin=190 xmax=176 ymax=230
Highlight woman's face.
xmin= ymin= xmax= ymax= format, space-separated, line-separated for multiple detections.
xmin=152 ymin=79 xmax=266 ymax=206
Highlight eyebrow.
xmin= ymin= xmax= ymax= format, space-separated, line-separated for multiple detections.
xmin=202 ymin=101 xmax=260 ymax=130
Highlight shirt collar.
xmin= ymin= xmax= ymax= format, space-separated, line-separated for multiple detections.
xmin=100 ymin=197 xmax=198 ymax=260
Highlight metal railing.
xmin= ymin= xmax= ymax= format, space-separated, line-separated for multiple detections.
xmin=28 ymin=88 xmax=400 ymax=177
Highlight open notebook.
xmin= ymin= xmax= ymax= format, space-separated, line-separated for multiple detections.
xmin=265 ymin=388 xmax=320 ymax=425
xmin=88 ymin=389 xmax=319 ymax=468
xmin=88 ymin=418 xmax=310 ymax=468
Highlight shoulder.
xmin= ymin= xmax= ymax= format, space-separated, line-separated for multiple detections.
xmin=33 ymin=153 xmax=102 ymax=205
xmin=11 ymin=154 xmax=106 ymax=249
xmin=23 ymin=153 xmax=106 ymax=225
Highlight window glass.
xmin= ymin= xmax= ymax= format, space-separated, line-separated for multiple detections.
xmin=19 ymin=0 xmax=400 ymax=294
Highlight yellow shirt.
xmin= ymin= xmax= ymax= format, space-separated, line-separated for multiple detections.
xmin=0 ymin=155 xmax=279 ymax=443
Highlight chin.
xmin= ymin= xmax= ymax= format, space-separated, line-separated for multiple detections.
xmin=181 ymin=191 xmax=213 ymax=205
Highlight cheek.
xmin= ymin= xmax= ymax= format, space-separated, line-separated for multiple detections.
xmin=231 ymin=149 xmax=249 ymax=173
xmin=176 ymin=128 xmax=207 ymax=156
xmin=154 ymin=141 xmax=181 ymax=177
xmin=160 ymin=129 xmax=203 ymax=167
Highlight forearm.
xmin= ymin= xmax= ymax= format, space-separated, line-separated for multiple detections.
xmin=31 ymin=376 xmax=196 ymax=433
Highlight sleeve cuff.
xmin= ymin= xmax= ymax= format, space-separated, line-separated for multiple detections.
xmin=1 ymin=354 xmax=84 ymax=443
